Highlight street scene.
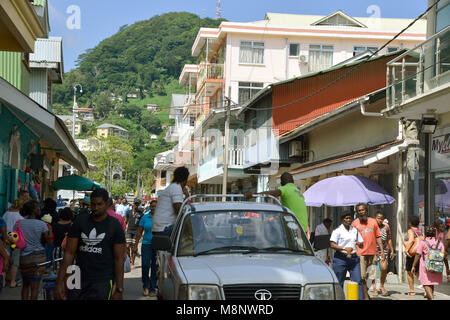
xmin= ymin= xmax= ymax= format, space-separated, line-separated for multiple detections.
xmin=0 ymin=0 xmax=449 ymax=303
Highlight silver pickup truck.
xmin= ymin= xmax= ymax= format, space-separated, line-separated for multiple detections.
xmin=152 ymin=194 xmax=344 ymax=300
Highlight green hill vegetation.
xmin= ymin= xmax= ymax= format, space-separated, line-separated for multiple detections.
xmin=52 ymin=12 xmax=224 ymax=195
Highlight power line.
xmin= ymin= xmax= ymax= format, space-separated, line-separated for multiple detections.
xmin=244 ymin=0 xmax=440 ymax=111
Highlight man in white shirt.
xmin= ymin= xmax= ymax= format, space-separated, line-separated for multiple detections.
xmin=152 ymin=166 xmax=190 ymax=237
xmin=330 ymin=212 xmax=364 ymax=300
xmin=314 ymin=218 xmax=332 ymax=264
xmin=115 ymin=199 xmax=123 ymax=216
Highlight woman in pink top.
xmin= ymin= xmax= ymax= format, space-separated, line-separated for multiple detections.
xmin=411 ymin=226 xmax=445 ymax=300
xmin=107 ymin=198 xmax=126 ymax=232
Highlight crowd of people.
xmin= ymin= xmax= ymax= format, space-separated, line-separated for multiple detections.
xmin=0 ymin=167 xmax=449 ymax=300
xmin=0 ymin=185 xmax=163 ymax=300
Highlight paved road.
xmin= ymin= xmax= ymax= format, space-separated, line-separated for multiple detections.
xmin=1 ymin=247 xmax=449 ymax=300
xmin=123 ymin=244 xmax=157 ymax=301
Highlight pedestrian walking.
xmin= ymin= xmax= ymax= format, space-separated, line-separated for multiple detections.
xmin=330 ymin=212 xmax=364 ymax=300
xmin=17 ymin=200 xmax=52 ymax=300
xmin=107 ymin=198 xmax=126 ymax=232
xmin=152 ymin=166 xmax=190 ymax=238
xmin=125 ymin=199 xmax=144 ymax=269
xmin=411 ymin=226 xmax=445 ymax=300
xmin=314 ymin=218 xmax=332 ymax=264
xmin=120 ymin=198 xmax=131 ymax=219
xmin=55 ymin=188 xmax=126 ymax=300
xmin=245 ymin=172 xmax=309 ymax=234
xmin=41 ymin=214 xmax=54 ymax=270
xmin=2 ymin=199 xmax=23 ymax=288
xmin=17 ymin=189 xmax=31 ymax=206
xmin=351 ymin=203 xmax=385 ymax=300
xmin=371 ymin=211 xmax=395 ymax=296
xmin=40 ymin=198 xmax=59 ymax=224
xmin=404 ymin=215 xmax=424 ymax=296
xmin=0 ymin=240 xmax=13 ymax=294
xmin=135 ymin=200 xmax=157 ymax=297
xmin=52 ymin=208 xmax=73 ymax=272
xmin=445 ymin=228 xmax=450 ymax=282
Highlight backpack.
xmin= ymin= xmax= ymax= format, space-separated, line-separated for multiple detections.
xmin=423 ymin=240 xmax=445 ymax=273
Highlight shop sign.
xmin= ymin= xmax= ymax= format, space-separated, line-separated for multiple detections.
xmin=431 ymin=125 xmax=450 ymax=172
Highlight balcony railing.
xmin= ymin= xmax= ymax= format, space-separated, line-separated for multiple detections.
xmin=196 ymin=63 xmax=224 ymax=90
xmin=200 ymin=148 xmax=244 ymax=168
xmin=165 ymin=126 xmax=178 ymax=142
xmin=184 ymin=94 xmax=196 ymax=106
xmin=386 ymin=26 xmax=450 ymax=110
xmin=228 ymin=148 xmax=244 ymax=168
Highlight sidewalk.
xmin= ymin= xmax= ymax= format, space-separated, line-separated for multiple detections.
xmin=343 ymin=276 xmax=450 ymax=300
xmin=2 ymin=278 xmax=449 ymax=301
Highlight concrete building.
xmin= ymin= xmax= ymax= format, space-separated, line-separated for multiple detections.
xmin=167 ymin=10 xmax=426 ymax=193
xmin=0 ymin=0 xmax=88 ymax=212
xmin=97 ymin=123 xmax=129 ymax=139
xmin=57 ymin=115 xmax=81 ymax=136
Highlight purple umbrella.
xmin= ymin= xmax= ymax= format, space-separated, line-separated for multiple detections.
xmin=304 ymin=175 xmax=395 ymax=207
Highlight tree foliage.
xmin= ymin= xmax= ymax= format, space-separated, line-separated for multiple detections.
xmin=53 ymin=12 xmax=223 ymax=195
xmin=53 ymin=12 xmax=223 ymax=106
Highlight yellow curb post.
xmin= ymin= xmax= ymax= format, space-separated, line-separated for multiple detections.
xmin=347 ymin=281 xmax=359 ymax=300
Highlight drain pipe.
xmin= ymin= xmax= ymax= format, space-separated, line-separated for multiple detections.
xmin=359 ymin=97 xmax=383 ymax=117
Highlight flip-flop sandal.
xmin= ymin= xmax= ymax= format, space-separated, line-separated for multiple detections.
xmin=372 ymin=290 xmax=379 ymax=296
xmin=406 ymin=292 xmax=415 ymax=296
xmin=380 ymin=288 xmax=388 ymax=296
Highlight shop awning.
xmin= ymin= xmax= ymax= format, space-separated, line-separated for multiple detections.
xmin=0 ymin=77 xmax=88 ymax=173
xmin=280 ymin=140 xmax=407 ymax=182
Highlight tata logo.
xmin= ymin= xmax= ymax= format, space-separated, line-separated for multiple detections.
xmin=255 ymin=289 xmax=272 ymax=300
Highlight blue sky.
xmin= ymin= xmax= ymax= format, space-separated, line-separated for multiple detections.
xmin=48 ymin=0 xmax=427 ymax=71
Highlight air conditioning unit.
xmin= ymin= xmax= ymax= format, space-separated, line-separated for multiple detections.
xmin=289 ymin=141 xmax=302 ymax=157
xmin=299 ymin=55 xmax=308 ymax=64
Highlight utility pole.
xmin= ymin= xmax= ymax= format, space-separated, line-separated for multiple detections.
xmin=71 ymin=84 xmax=82 ymax=200
xmin=222 ymin=88 xmax=231 ymax=197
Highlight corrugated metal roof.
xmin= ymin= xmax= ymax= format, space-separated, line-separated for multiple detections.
xmin=284 ymin=140 xmax=403 ymax=177
xmin=32 ymin=0 xmax=47 ymax=7
xmin=97 ymin=123 xmax=128 ymax=131
xmin=240 ymin=49 xmax=405 ymax=114
xmin=29 ymin=37 xmax=63 ymax=64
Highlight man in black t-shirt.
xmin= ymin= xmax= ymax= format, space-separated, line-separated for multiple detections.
xmin=55 ymin=189 xmax=126 ymax=300
xmin=125 ymin=199 xmax=144 ymax=268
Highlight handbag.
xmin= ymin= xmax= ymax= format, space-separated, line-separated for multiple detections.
xmin=61 ymin=232 xmax=68 ymax=249
xmin=8 ymin=219 xmax=27 ymax=250
xmin=124 ymin=255 xmax=131 ymax=273
xmin=404 ymin=229 xmax=424 ymax=257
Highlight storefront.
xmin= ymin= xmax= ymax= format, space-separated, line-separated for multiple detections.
xmin=430 ymin=124 xmax=450 ymax=224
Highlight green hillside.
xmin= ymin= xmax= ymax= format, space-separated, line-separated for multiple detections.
xmin=52 ymin=12 xmax=224 ymax=195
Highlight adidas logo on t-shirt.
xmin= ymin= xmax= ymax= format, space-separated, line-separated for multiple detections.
xmin=79 ymin=228 xmax=105 ymax=254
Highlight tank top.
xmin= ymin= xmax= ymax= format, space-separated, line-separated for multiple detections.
xmin=404 ymin=228 xmax=423 ymax=241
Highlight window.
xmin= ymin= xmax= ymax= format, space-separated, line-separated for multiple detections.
xmin=436 ymin=0 xmax=450 ymax=32
xmin=353 ymin=46 xmax=378 ymax=56
xmin=289 ymin=43 xmax=300 ymax=57
xmin=308 ymin=45 xmax=334 ymax=72
xmin=238 ymin=82 xmax=264 ymax=104
xmin=239 ymin=41 xmax=265 ymax=64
